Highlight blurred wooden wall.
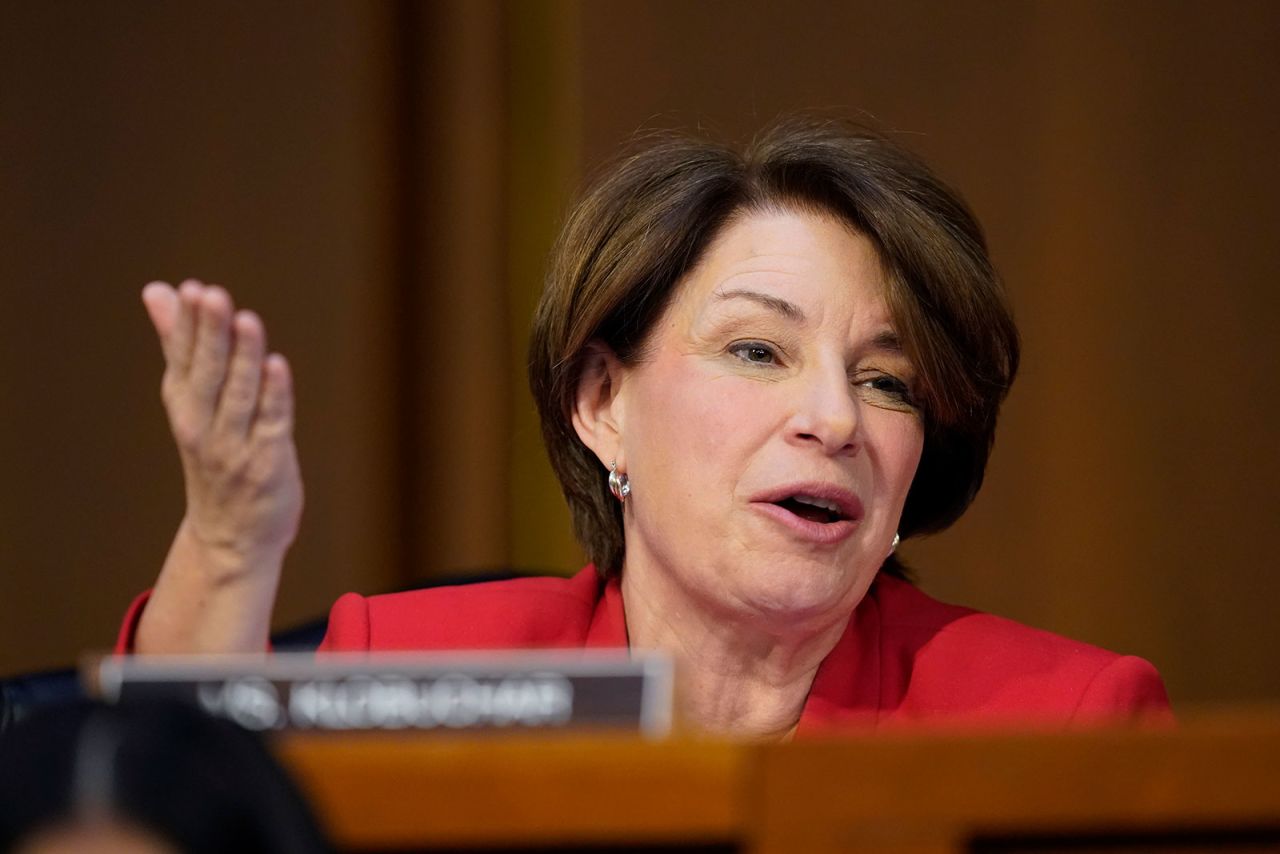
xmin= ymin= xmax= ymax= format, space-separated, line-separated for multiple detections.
xmin=1 ymin=1 xmax=1276 ymax=707
xmin=0 ymin=1 xmax=404 ymax=673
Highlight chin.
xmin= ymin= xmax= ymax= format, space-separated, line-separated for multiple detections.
xmin=723 ymin=557 xmax=863 ymax=632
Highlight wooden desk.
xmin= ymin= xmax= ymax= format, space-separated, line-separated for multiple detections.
xmin=276 ymin=709 xmax=1280 ymax=852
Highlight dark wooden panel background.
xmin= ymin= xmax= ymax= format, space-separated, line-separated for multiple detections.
xmin=2 ymin=0 xmax=1276 ymax=707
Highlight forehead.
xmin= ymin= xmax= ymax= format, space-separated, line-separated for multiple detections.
xmin=674 ymin=207 xmax=890 ymax=324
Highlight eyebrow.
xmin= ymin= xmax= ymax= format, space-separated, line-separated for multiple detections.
xmin=714 ymin=288 xmax=806 ymax=323
xmin=869 ymin=329 xmax=903 ymax=353
xmin=714 ymin=288 xmax=904 ymax=354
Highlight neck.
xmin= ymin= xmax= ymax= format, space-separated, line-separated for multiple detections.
xmin=620 ymin=557 xmax=850 ymax=741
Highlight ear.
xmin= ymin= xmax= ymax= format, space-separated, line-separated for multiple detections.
xmin=571 ymin=340 xmax=627 ymax=470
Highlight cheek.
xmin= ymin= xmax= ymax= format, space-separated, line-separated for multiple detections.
xmin=626 ymin=359 xmax=771 ymax=492
xmin=866 ymin=413 xmax=925 ymax=504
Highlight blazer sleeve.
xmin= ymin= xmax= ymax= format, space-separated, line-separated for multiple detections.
xmin=116 ymin=589 xmax=373 ymax=655
xmin=113 ymin=589 xmax=286 ymax=655
xmin=1070 ymin=654 xmax=1174 ymax=724
xmin=317 ymin=592 xmax=372 ymax=652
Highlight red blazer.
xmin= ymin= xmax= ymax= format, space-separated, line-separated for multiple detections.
xmin=118 ymin=567 xmax=1170 ymax=730
xmin=321 ymin=567 xmax=1169 ymax=730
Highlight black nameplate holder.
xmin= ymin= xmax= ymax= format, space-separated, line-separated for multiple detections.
xmin=89 ymin=650 xmax=673 ymax=736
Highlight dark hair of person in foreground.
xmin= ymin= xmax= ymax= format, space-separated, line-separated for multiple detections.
xmin=0 ymin=699 xmax=329 ymax=854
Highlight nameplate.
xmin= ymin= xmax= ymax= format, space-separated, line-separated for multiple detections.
xmin=89 ymin=651 xmax=673 ymax=736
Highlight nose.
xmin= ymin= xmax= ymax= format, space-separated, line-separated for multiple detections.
xmin=787 ymin=360 xmax=859 ymax=455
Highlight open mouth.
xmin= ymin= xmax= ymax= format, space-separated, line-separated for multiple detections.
xmin=772 ymin=495 xmax=849 ymax=525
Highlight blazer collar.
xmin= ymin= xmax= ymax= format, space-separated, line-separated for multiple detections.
xmin=797 ymin=579 xmax=883 ymax=730
xmin=584 ymin=569 xmax=629 ymax=648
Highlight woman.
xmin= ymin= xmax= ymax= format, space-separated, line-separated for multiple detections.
xmin=120 ymin=116 xmax=1170 ymax=738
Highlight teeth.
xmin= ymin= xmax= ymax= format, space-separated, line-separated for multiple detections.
xmin=794 ymin=495 xmax=840 ymax=514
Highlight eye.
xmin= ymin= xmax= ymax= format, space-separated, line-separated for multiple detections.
xmin=855 ymin=373 xmax=917 ymax=408
xmin=729 ymin=341 xmax=781 ymax=366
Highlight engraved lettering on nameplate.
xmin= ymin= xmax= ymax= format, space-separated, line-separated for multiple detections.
xmin=89 ymin=651 xmax=673 ymax=736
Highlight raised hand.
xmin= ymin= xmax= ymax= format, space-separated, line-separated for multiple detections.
xmin=135 ymin=280 xmax=302 ymax=653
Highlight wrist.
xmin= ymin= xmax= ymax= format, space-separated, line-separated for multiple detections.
xmin=174 ymin=517 xmax=289 ymax=588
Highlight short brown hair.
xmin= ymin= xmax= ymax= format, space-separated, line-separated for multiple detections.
xmin=528 ymin=115 xmax=1019 ymax=577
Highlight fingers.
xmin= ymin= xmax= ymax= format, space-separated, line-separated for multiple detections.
xmin=169 ymin=281 xmax=202 ymax=376
xmin=213 ymin=310 xmax=267 ymax=437
xmin=143 ymin=279 xmax=206 ymax=378
xmin=141 ymin=282 xmax=179 ymax=358
xmin=145 ymin=278 xmax=294 ymax=449
xmin=187 ymin=286 xmax=234 ymax=415
xmin=254 ymin=354 xmax=295 ymax=440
